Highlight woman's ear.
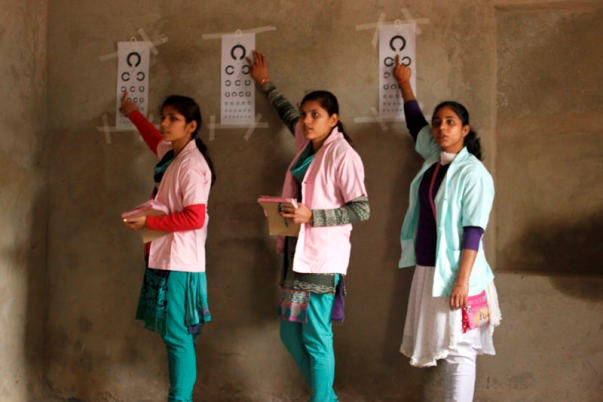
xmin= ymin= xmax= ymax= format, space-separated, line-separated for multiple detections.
xmin=187 ymin=120 xmax=198 ymax=135
xmin=329 ymin=113 xmax=339 ymax=129
xmin=462 ymin=124 xmax=470 ymax=137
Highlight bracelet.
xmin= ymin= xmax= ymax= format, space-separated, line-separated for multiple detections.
xmin=259 ymin=77 xmax=270 ymax=86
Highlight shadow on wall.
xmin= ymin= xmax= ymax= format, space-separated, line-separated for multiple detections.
xmin=511 ymin=211 xmax=603 ymax=300
xmin=24 ymin=189 xmax=53 ymax=402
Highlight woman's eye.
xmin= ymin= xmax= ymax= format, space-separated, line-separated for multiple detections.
xmin=312 ymin=112 xmax=319 ymax=118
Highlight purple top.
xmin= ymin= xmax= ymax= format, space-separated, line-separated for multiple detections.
xmin=404 ymin=100 xmax=484 ymax=266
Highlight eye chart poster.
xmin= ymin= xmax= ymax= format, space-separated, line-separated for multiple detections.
xmin=221 ymin=33 xmax=255 ymax=125
xmin=379 ymin=24 xmax=416 ymax=118
xmin=115 ymin=41 xmax=151 ymax=129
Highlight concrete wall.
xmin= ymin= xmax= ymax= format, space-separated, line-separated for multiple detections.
xmin=0 ymin=1 xmax=48 ymax=401
xmin=4 ymin=0 xmax=601 ymax=401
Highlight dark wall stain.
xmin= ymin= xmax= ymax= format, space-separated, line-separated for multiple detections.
xmin=501 ymin=211 xmax=603 ymax=275
xmin=500 ymin=211 xmax=603 ymax=300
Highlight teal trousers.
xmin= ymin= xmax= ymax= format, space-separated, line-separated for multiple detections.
xmin=162 ymin=271 xmax=197 ymax=402
xmin=280 ymin=290 xmax=339 ymax=402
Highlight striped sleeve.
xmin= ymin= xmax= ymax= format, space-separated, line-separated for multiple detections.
xmin=260 ymin=81 xmax=300 ymax=134
xmin=312 ymin=196 xmax=370 ymax=227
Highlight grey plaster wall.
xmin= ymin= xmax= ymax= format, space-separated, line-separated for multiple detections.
xmin=496 ymin=5 xmax=603 ymax=275
xmin=0 ymin=1 xmax=48 ymax=401
xmin=5 ymin=0 xmax=600 ymax=401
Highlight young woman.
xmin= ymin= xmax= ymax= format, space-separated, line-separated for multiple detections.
xmin=249 ymin=51 xmax=369 ymax=402
xmin=120 ymin=93 xmax=216 ymax=402
xmin=393 ymin=57 xmax=501 ymax=402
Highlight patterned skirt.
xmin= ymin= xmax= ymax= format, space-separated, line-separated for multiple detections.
xmin=278 ymin=236 xmax=344 ymax=323
xmin=136 ymin=266 xmax=211 ymax=336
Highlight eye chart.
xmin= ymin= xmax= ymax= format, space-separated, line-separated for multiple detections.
xmin=220 ymin=33 xmax=255 ymax=125
xmin=115 ymin=41 xmax=151 ymax=129
xmin=379 ymin=23 xmax=416 ymax=118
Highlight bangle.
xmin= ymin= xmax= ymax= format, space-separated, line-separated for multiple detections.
xmin=259 ymin=77 xmax=270 ymax=86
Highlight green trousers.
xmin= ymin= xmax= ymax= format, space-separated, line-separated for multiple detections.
xmin=280 ymin=290 xmax=339 ymax=402
xmin=162 ymin=271 xmax=198 ymax=402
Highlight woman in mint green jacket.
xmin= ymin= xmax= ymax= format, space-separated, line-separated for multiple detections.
xmin=394 ymin=58 xmax=501 ymax=402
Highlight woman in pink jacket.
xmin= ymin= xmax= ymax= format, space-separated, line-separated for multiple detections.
xmin=249 ymin=51 xmax=370 ymax=402
xmin=120 ymin=93 xmax=216 ymax=402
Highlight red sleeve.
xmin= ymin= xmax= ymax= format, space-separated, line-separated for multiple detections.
xmin=145 ymin=204 xmax=206 ymax=232
xmin=128 ymin=110 xmax=162 ymax=155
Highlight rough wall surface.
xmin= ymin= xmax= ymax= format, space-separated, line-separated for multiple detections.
xmin=496 ymin=5 xmax=603 ymax=275
xmin=34 ymin=0 xmax=603 ymax=401
xmin=0 ymin=1 xmax=48 ymax=401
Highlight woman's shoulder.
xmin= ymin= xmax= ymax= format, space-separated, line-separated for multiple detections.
xmin=177 ymin=145 xmax=210 ymax=172
xmin=455 ymin=153 xmax=493 ymax=185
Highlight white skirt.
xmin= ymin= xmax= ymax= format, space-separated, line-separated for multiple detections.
xmin=400 ymin=265 xmax=502 ymax=367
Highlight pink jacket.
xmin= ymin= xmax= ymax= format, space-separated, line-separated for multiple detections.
xmin=281 ymin=123 xmax=367 ymax=275
xmin=148 ymin=140 xmax=211 ymax=272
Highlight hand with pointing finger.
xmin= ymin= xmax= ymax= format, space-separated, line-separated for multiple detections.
xmin=247 ymin=50 xmax=271 ymax=86
xmin=119 ymin=91 xmax=138 ymax=117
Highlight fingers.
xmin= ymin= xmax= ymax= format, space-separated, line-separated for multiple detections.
xmin=122 ymin=218 xmax=136 ymax=230
xmin=449 ymin=292 xmax=467 ymax=310
xmin=252 ymin=50 xmax=264 ymax=65
xmin=247 ymin=50 xmax=264 ymax=67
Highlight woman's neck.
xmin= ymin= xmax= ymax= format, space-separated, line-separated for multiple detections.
xmin=172 ymin=138 xmax=191 ymax=156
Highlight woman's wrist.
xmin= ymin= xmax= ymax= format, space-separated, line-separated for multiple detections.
xmin=259 ymin=77 xmax=270 ymax=86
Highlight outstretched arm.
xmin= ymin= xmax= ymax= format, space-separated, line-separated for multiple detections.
xmin=248 ymin=51 xmax=299 ymax=134
xmin=393 ymin=56 xmax=428 ymax=141
xmin=119 ymin=92 xmax=162 ymax=155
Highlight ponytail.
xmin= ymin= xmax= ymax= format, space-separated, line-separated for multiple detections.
xmin=193 ymin=136 xmax=217 ymax=186
xmin=336 ymin=121 xmax=354 ymax=146
xmin=464 ymin=130 xmax=482 ymax=161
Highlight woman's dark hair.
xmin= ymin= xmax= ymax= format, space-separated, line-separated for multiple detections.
xmin=300 ymin=90 xmax=353 ymax=146
xmin=161 ymin=95 xmax=217 ymax=185
xmin=433 ymin=100 xmax=482 ymax=160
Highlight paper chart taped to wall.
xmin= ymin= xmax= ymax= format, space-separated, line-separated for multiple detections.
xmin=379 ymin=24 xmax=416 ymax=118
xmin=220 ymin=33 xmax=255 ymax=125
xmin=115 ymin=41 xmax=151 ymax=129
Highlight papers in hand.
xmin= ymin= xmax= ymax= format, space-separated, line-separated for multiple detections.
xmin=257 ymin=196 xmax=300 ymax=237
xmin=122 ymin=199 xmax=169 ymax=243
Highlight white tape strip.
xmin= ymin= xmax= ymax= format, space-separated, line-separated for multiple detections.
xmin=99 ymin=31 xmax=168 ymax=61
xmin=207 ymin=113 xmax=269 ymax=141
xmin=209 ymin=115 xmax=216 ymax=142
xmin=353 ymin=107 xmax=405 ymax=130
xmin=400 ymin=8 xmax=430 ymax=34
xmin=356 ymin=8 xmax=429 ymax=43
xmin=202 ymin=25 xmax=276 ymax=40
xmin=243 ymin=113 xmax=264 ymax=141
xmin=102 ymin=113 xmax=112 ymax=144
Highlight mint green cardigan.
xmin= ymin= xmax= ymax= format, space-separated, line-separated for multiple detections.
xmin=399 ymin=126 xmax=495 ymax=297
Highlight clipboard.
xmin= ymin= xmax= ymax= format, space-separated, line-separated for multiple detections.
xmin=257 ymin=196 xmax=301 ymax=237
xmin=122 ymin=199 xmax=169 ymax=243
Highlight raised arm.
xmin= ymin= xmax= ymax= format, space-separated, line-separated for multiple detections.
xmin=248 ymin=51 xmax=299 ymax=134
xmin=393 ymin=56 xmax=428 ymax=141
xmin=119 ymin=92 xmax=162 ymax=155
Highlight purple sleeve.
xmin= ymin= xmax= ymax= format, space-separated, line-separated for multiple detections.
xmin=404 ymin=100 xmax=429 ymax=141
xmin=462 ymin=226 xmax=484 ymax=251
